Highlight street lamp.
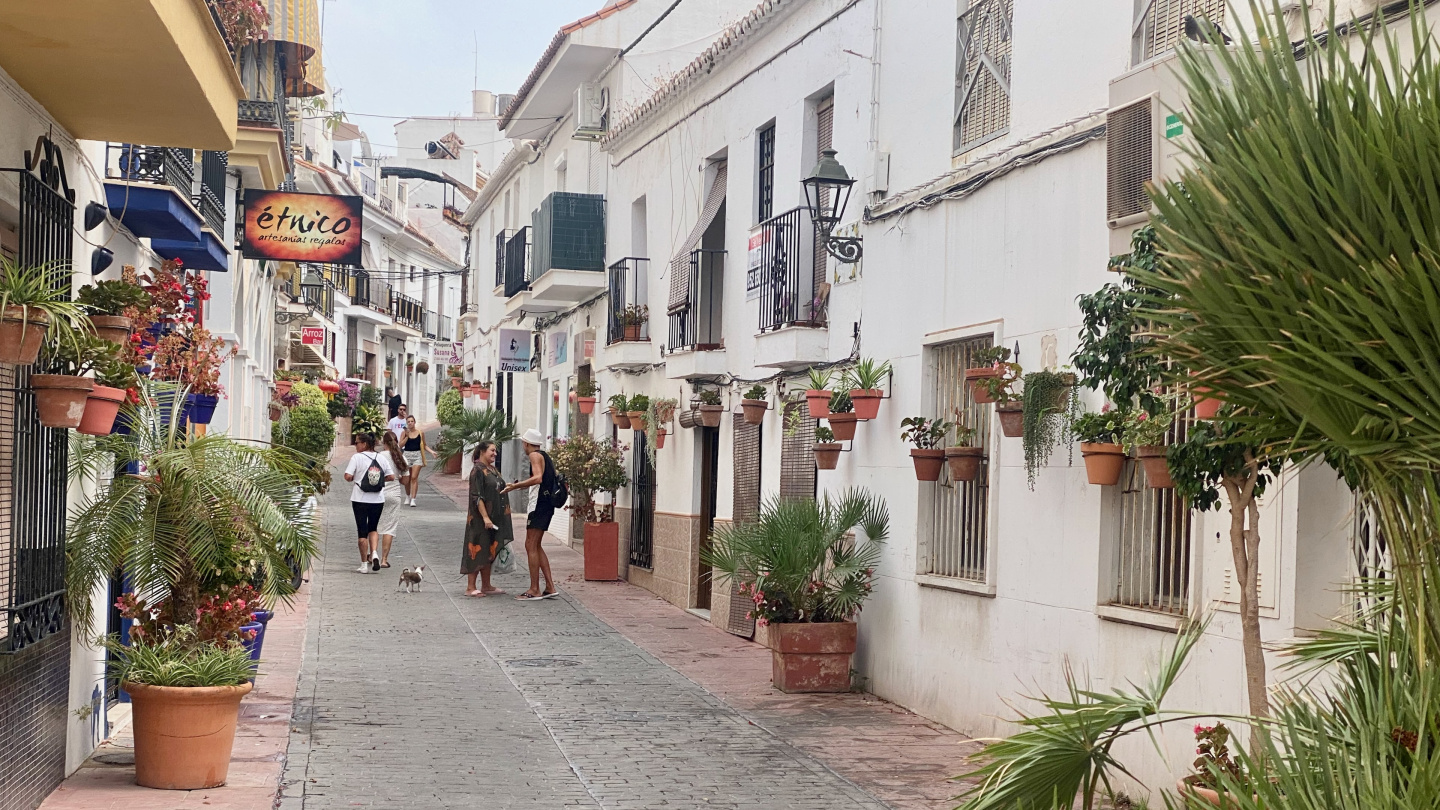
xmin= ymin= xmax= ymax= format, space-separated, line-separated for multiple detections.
xmin=802 ymin=148 xmax=862 ymax=263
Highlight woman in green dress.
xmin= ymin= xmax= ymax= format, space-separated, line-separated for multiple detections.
xmin=463 ymin=440 xmax=512 ymax=596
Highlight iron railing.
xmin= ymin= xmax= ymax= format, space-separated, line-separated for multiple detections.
xmin=495 ymin=230 xmax=510 ymax=288
xmin=668 ymin=249 xmax=725 ymax=351
xmin=607 ymin=257 xmax=650 ymax=344
xmin=196 ymin=150 xmax=227 ymax=234
xmin=391 ymin=291 xmax=424 ymax=330
xmin=106 ymin=143 xmax=194 ymax=197
xmin=300 ymin=283 xmax=334 ymax=321
xmin=423 ymin=310 xmax=438 ymax=339
xmin=928 ymin=336 xmax=993 ymax=582
xmin=1112 ymin=411 xmax=1194 ymax=615
xmin=503 ymin=227 xmax=531 ymax=298
xmin=238 ymin=99 xmax=284 ymax=128
xmin=349 ymin=273 xmax=391 ymax=315
xmin=630 ymin=430 xmax=655 ymax=569
xmin=318 ymin=263 xmax=349 ymax=290
xmin=756 ymin=206 xmax=821 ymax=332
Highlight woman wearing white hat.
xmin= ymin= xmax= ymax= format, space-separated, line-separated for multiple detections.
xmin=500 ymin=428 xmax=560 ymax=600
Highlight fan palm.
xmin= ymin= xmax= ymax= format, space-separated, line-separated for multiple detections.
xmin=433 ymin=406 xmax=517 ymax=462
xmin=66 ymin=381 xmax=318 ymax=628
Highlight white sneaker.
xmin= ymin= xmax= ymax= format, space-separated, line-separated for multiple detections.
xmin=356 ymin=563 xmax=369 ymax=574
xmin=409 ymin=498 xmax=417 ymax=507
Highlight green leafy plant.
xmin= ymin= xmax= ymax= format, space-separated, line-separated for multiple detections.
xmin=1120 ymin=408 xmax=1171 ymax=451
xmin=900 ymin=416 xmax=951 ymax=450
xmin=1071 ymin=408 xmax=1125 ymax=445
xmin=1020 ymin=370 xmax=1077 ymax=489
xmin=620 ymin=304 xmax=649 ymax=326
xmin=0 ymin=255 xmax=92 ymax=355
xmin=1187 ymin=722 xmax=1247 ymax=792
xmin=608 ymin=393 xmax=629 ymax=412
xmin=101 ymin=627 xmax=256 ymax=688
xmin=272 ymin=405 xmax=335 ymax=460
xmin=806 ymin=367 xmax=833 ymax=391
xmin=651 ymin=398 xmax=678 ymax=423
xmin=695 ymin=389 xmax=721 ymax=406
xmin=576 ymin=378 xmax=599 ymax=397
xmin=743 ymin=384 xmax=767 ymax=400
xmin=704 ymin=489 xmax=889 ymax=625
xmin=849 ymin=357 xmax=892 ymax=391
xmin=828 ymin=389 xmax=854 ymax=414
xmin=951 ymin=420 xmax=977 ymax=447
xmin=436 ymin=388 xmax=463 ymax=425
xmin=351 ymin=404 xmax=385 ymax=442
xmin=976 ymin=361 xmax=1023 ymax=404
xmin=289 ymin=382 xmax=327 ymax=410
xmin=550 ymin=434 xmax=628 ymax=523
xmin=434 ymin=407 xmax=517 ymax=463
xmin=77 ymin=278 xmax=151 ymax=317
xmin=46 ymin=333 xmax=121 ymax=377
xmin=815 ymin=425 xmax=835 ymax=443
xmin=628 ymin=394 xmax=650 ymax=412
xmin=448 ymin=366 xmax=463 ymax=378
xmin=1073 ymin=227 xmax=1167 ymax=416
xmin=275 ymin=369 xmax=305 ymax=382
xmin=358 ymin=384 xmax=382 ymax=411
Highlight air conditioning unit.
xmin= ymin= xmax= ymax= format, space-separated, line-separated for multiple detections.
xmin=572 ymin=82 xmax=608 ymax=141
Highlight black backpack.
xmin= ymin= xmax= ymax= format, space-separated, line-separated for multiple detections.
xmin=358 ymin=453 xmax=386 ymax=494
xmin=540 ymin=451 xmax=569 ymax=508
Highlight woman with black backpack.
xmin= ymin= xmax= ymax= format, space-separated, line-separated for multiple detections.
xmin=500 ymin=428 xmax=561 ymax=601
xmin=344 ymin=434 xmax=398 ymax=574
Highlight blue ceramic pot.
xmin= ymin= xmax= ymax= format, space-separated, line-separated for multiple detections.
xmin=246 ymin=610 xmax=273 ymax=662
xmin=187 ymin=393 xmax=218 ymax=424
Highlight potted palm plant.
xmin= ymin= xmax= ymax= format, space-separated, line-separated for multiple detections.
xmin=434 ymin=404 xmax=517 ymax=473
xmin=77 ymin=277 xmax=149 ymax=345
xmin=1072 ymin=408 xmax=1126 ymax=486
xmin=901 ymin=416 xmax=951 ymax=481
xmin=576 ymin=378 xmax=598 ymax=414
xmin=813 ymin=425 xmax=841 ymax=469
xmin=67 ymin=383 xmax=317 ymax=789
xmin=847 ymin=358 xmax=891 ymax=420
xmin=804 ymin=367 xmax=833 ymax=419
xmin=551 ymin=434 xmax=629 ymax=581
xmin=740 ymin=384 xmax=768 ymax=425
xmin=608 ymin=393 xmax=631 ymax=428
xmin=696 ymin=388 xmax=724 ymax=427
xmin=965 ymin=346 xmax=1012 ymax=404
xmin=0 ymin=256 xmax=90 ymax=367
xmin=705 ymin=489 xmax=889 ymax=692
xmin=826 ymin=390 xmax=859 ymax=441
xmin=628 ymin=393 xmax=651 ymax=431
xmin=1122 ymin=408 xmax=1174 ymax=489
xmin=944 ymin=421 xmax=982 ymax=482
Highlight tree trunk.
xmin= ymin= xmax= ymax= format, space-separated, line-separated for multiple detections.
xmin=1223 ymin=458 xmax=1269 ymax=719
xmin=171 ymin=558 xmax=201 ymax=629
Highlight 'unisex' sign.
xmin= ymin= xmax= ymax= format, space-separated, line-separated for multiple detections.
xmin=241 ymin=190 xmax=363 ymax=265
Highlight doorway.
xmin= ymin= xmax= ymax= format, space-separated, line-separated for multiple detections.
xmin=696 ymin=425 xmax=721 ymax=609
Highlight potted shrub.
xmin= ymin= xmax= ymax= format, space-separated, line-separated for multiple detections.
xmin=705 ymin=489 xmax=889 ymax=692
xmin=1122 ymin=408 xmax=1174 ymax=488
xmin=576 ymin=378 xmax=598 ymax=414
xmin=405 ymin=359 xmax=414 ymax=373
xmin=804 ymin=367 xmax=833 ymax=419
xmin=628 ymin=393 xmax=650 ymax=431
xmin=68 ymin=384 xmax=317 ymax=789
xmin=0 ymin=256 xmax=90 ymax=366
xmin=1073 ymin=408 xmax=1126 ymax=486
xmin=551 ymin=434 xmax=630 ymax=581
xmin=965 ymin=346 xmax=1012 ymax=404
xmin=826 ymin=390 xmax=859 ymax=441
xmin=33 ymin=327 xmax=109 ymax=429
xmin=434 ymin=407 xmax=517 ymax=475
xmin=695 ymin=388 xmax=724 ymax=427
xmin=621 ymin=303 xmax=649 ymax=341
xmin=77 ymin=276 xmax=149 ymax=345
xmin=275 ymin=369 xmax=302 ymax=398
xmin=449 ymin=367 xmax=464 ymax=388
xmin=813 ymin=425 xmax=841 ymax=469
xmin=608 ymin=393 xmax=631 ymax=428
xmin=847 ymin=358 xmax=891 ymax=420
xmin=944 ymin=421 xmax=982 ymax=482
xmin=901 ymin=416 xmax=951 ymax=481
xmin=740 ymin=384 xmax=768 ymax=425
xmin=1020 ymin=370 xmax=1077 ymax=490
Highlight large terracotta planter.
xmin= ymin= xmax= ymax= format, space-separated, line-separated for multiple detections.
xmin=944 ymin=446 xmax=983 ymax=481
xmin=445 ymin=453 xmax=462 ymax=475
xmin=741 ymin=399 xmax=767 ymax=425
xmin=475 ymin=388 xmax=491 ymax=401
xmin=583 ymin=521 xmax=620 ymax=581
xmin=577 ymin=396 xmax=596 ymax=415
xmin=78 ymin=385 xmax=127 ymax=436
xmin=624 ymin=323 xmax=642 ymax=341
xmin=996 ymin=402 xmax=1024 ymax=438
xmin=0 ymin=307 xmax=49 ymax=366
xmin=275 ymin=379 xmax=293 ymax=398
xmin=334 ymin=416 xmax=352 ymax=448
xmin=805 ymin=389 xmax=832 ymax=419
xmin=827 ymin=413 xmax=858 ymax=441
xmin=125 ymin=680 xmax=253 ymax=789
xmin=697 ymin=404 xmax=724 ymax=427
xmin=1136 ymin=445 xmax=1174 ymax=488
xmin=1080 ymin=442 xmax=1125 ymax=485
xmin=31 ymin=374 xmax=93 ymax=428
xmin=850 ymin=389 xmax=883 ymax=420
xmin=768 ymin=621 xmax=857 ymax=693
xmin=91 ymin=314 xmax=134 ymax=346
xmin=611 ymin=410 xmax=632 ymax=429
xmin=628 ymin=411 xmax=648 ymax=431
xmin=965 ymin=367 xmax=1002 ymax=404
xmin=814 ymin=442 xmax=842 ymax=470
xmin=910 ymin=448 xmax=945 ymax=481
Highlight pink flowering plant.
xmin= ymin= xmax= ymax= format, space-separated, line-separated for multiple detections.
xmin=115 ymin=583 xmax=262 ymax=646
xmin=550 ymin=434 xmax=629 ymax=524
xmin=704 ymin=488 xmax=888 ymax=624
xmin=1185 ymin=722 xmax=1248 ymax=792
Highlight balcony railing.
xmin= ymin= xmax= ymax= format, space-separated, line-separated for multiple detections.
xmin=423 ymin=310 xmax=438 ymax=339
xmin=196 ymin=150 xmax=227 ymax=234
xmin=106 ymin=143 xmax=194 ymax=196
xmin=502 ymin=227 xmax=532 ymax=299
xmin=318 ymin=263 xmax=349 ymax=290
xmin=440 ymin=315 xmax=454 ymax=342
xmin=238 ymin=99 xmax=284 ymax=129
xmin=391 ymin=291 xmax=424 ymax=330
xmin=494 ymin=230 xmax=510 ymax=288
xmin=757 ymin=206 xmax=822 ymax=333
xmin=607 ymin=257 xmax=650 ymax=345
xmin=668 ymin=249 xmax=725 ymax=351
xmin=301 ymin=283 xmax=334 ymax=321
xmin=350 ymin=273 xmax=391 ymax=314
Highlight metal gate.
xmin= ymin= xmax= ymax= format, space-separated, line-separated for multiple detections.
xmin=629 ymin=430 xmax=655 ymax=569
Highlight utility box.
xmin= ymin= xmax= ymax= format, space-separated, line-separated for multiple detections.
xmin=531 ymin=192 xmax=606 ymax=274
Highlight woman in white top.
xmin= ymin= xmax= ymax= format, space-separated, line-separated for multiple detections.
xmin=344 ymin=433 xmax=398 ymax=574
xmin=375 ymin=431 xmax=411 ymax=569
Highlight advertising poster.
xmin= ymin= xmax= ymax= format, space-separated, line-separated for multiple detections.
xmin=746 ymin=227 xmax=770 ymax=301
xmin=241 ymin=189 xmax=364 ymax=265
xmin=547 ymin=330 xmax=568 ymax=368
xmin=498 ymin=328 xmax=532 ymax=372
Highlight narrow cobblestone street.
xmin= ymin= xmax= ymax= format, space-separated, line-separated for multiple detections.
xmin=278 ymin=459 xmax=942 ymax=809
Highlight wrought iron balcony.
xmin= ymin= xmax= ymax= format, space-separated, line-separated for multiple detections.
xmin=238 ymin=99 xmax=284 ymax=129
xmin=350 ymin=273 xmax=391 ymax=315
xmin=106 ymin=143 xmax=194 ymax=195
xmin=607 ymin=257 xmax=650 ymax=345
xmin=494 ymin=230 xmax=510 ymax=288
xmin=668 ymin=249 xmax=725 ymax=352
xmin=195 ymin=150 xmax=227 ymax=234
xmin=757 ymin=206 xmax=825 ymax=333
xmin=390 ymin=291 xmax=424 ymax=331
xmin=502 ymin=227 xmax=532 ymax=299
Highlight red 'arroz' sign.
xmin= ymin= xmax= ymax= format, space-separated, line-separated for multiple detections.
xmin=241 ymin=189 xmax=363 ymax=265
xmin=300 ymin=326 xmax=325 ymax=345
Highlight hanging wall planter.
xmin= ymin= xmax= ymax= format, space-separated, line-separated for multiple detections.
xmin=91 ymin=315 xmax=134 ymax=346
xmin=275 ymin=379 xmax=294 ymax=398
xmin=814 ymin=442 xmax=842 ymax=470
xmin=698 ymin=404 xmax=724 ymax=428
xmin=475 ymin=386 xmax=491 ymax=401
xmin=1080 ymin=443 xmax=1126 ymax=486
xmin=578 ymin=396 xmax=596 ymax=415
xmin=629 ymin=411 xmax=648 ymax=432
xmin=678 ymin=409 xmax=699 ymax=429
xmin=944 ymin=446 xmax=983 ymax=482
xmin=741 ymin=399 xmax=767 ymax=425
xmin=909 ymin=449 xmax=945 ymax=482
xmin=827 ymin=413 xmax=858 ymax=442
xmin=451 ymin=377 xmax=463 ymax=389
xmin=805 ymin=389 xmax=832 ymax=419
xmin=656 ymin=428 xmax=668 ymax=448
xmin=611 ymin=410 xmax=632 ymax=429
xmin=850 ymin=389 xmax=883 ymax=420
xmin=187 ymin=393 xmax=219 ymax=425
xmin=0 ymin=308 xmax=49 ymax=366
xmin=78 ymin=385 xmax=127 ymax=436
xmin=31 ymin=374 xmax=93 ymax=429
xmin=1135 ymin=445 xmax=1175 ymax=488
xmin=996 ymin=402 xmax=1024 ymax=438
xmin=965 ymin=367 xmax=1002 ymax=404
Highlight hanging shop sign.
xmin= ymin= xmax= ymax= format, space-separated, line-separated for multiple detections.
xmin=547 ymin=330 xmax=569 ymax=368
xmin=300 ymin=326 xmax=325 ymax=345
xmin=433 ymin=342 xmax=461 ymax=365
xmin=498 ymin=328 xmax=532 ymax=372
xmin=240 ymin=189 xmax=363 ymax=265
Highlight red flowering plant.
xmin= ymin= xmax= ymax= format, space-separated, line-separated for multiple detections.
xmin=150 ymin=326 xmax=235 ymax=398
xmin=210 ymin=0 xmax=271 ymax=51
xmin=115 ymin=583 xmax=263 ymax=646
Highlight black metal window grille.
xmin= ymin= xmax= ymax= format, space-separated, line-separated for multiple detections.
xmin=607 ymin=257 xmax=649 ymax=344
xmin=494 ymin=229 xmax=510 ymax=289
xmin=629 ymin=431 xmax=655 ymax=569
xmin=503 ymin=227 xmax=531 ymax=299
xmin=668 ymin=249 xmax=724 ymax=351
xmin=757 ymin=207 xmax=819 ymax=332
xmin=197 ymin=150 xmax=228 ymax=234
xmin=757 ymin=124 xmax=776 ymax=222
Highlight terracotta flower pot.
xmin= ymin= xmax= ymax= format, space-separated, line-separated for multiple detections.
xmin=90 ymin=314 xmax=134 ymax=346
xmin=965 ymin=367 xmax=1001 ymax=404
xmin=944 ymin=446 xmax=983 ymax=481
xmin=1175 ymin=778 xmax=1246 ymax=808
xmin=0 ymin=307 xmax=49 ymax=366
xmin=611 ymin=410 xmax=632 ymax=429
xmin=476 ymin=388 xmax=490 ymax=400
xmin=850 ymin=389 xmax=883 ymax=420
xmin=768 ymin=621 xmax=857 ymax=693
xmin=624 ymin=323 xmax=642 ymax=341
xmin=997 ymin=402 xmax=1024 ymax=437
xmin=451 ymin=377 xmax=463 ymax=389
xmin=583 ymin=521 xmax=620 ymax=581
xmin=741 ymin=399 xmax=767 ymax=425
xmin=125 ymin=681 xmax=253 ymax=790
xmin=275 ymin=379 xmax=293 ymax=398
xmin=30 ymin=374 xmax=93 ymax=429
xmin=698 ymin=404 xmax=724 ymax=427
xmin=78 ymin=385 xmax=127 ymax=436
xmin=1080 ymin=442 xmax=1126 ymax=485
xmin=445 ymin=453 xmax=462 ymax=474
xmin=577 ymin=396 xmax=596 ymax=414
xmin=827 ymin=413 xmax=858 ymax=441
xmin=656 ymin=428 xmax=668 ymax=448
xmin=910 ymin=448 xmax=945 ymax=481
xmin=1193 ymin=386 xmax=1223 ymax=419
xmin=628 ymin=411 xmax=648 ymax=431
xmin=813 ymin=442 xmax=842 ymax=470
xmin=462 ymin=388 xmax=473 ymax=399
xmin=268 ymin=405 xmax=282 ymax=422
xmin=805 ymin=389 xmax=832 ymax=419
xmin=1136 ymin=445 xmax=1174 ymax=488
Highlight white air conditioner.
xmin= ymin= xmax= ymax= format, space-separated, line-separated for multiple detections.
xmin=1105 ymin=51 xmax=1194 ymax=255
xmin=572 ymin=82 xmax=608 ymax=142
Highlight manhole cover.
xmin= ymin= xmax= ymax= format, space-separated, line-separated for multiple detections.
xmin=92 ymin=752 xmax=135 ymax=766
xmin=506 ymin=658 xmax=580 ymax=668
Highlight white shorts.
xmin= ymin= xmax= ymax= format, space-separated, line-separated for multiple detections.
xmin=403 ymin=450 xmax=423 ymax=468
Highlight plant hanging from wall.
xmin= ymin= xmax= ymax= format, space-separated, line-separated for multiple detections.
xmin=645 ymin=397 xmax=678 ymax=461
xmin=1019 ymin=370 xmax=1077 ymax=490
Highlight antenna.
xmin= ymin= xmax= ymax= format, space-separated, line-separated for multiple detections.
xmin=472 ymin=32 xmax=478 ymax=91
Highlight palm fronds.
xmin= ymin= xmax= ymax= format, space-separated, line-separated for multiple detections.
xmin=433 ymin=407 xmax=517 ymax=462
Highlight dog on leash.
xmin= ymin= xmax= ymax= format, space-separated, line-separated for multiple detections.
xmin=398 ymin=566 xmax=425 ymax=593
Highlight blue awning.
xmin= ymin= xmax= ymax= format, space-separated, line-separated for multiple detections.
xmin=151 ymin=229 xmax=230 ymax=272
xmin=104 ymin=182 xmax=202 ymax=243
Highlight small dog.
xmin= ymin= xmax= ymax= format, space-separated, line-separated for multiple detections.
xmin=398 ymin=566 xmax=425 ymax=593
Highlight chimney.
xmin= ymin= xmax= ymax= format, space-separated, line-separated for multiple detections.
xmin=497 ymin=94 xmax=517 ymax=118
xmin=472 ymin=90 xmax=495 ymax=116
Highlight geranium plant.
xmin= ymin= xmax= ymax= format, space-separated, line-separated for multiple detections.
xmin=150 ymin=326 xmax=235 ymax=397
xmin=900 ymin=416 xmax=951 ymax=449
xmin=1071 ymin=407 xmax=1125 ymax=445
xmin=550 ymin=434 xmax=629 ymax=524
xmin=212 ymin=0 xmax=270 ymax=50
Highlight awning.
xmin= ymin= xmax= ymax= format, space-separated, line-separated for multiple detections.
xmin=264 ymin=0 xmax=325 ymax=97
xmin=668 ymin=162 xmax=727 ymax=313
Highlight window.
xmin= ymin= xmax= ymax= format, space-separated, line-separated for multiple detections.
xmin=779 ymin=400 xmax=816 ymax=500
xmin=1132 ymin=0 xmax=1227 ymax=65
xmin=1351 ymin=496 xmax=1389 ymax=617
xmin=757 ymin=123 xmax=776 ymax=222
xmin=1110 ymin=417 xmax=1194 ymax=614
xmin=925 ymin=336 xmax=993 ymax=582
xmin=954 ymin=0 xmax=1013 ymax=154
xmin=811 ymin=96 xmax=834 ymax=321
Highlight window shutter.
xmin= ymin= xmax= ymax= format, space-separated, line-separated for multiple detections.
xmin=779 ymin=401 xmax=817 ymax=500
xmin=1133 ymin=0 xmax=1227 ymax=63
xmin=812 ymin=98 xmax=834 ymax=298
xmin=1106 ymin=97 xmax=1155 ymax=221
xmin=668 ymin=163 xmax=728 ymax=313
xmin=954 ymin=0 xmax=1013 ymax=153
xmin=727 ymin=413 xmax=762 ymax=637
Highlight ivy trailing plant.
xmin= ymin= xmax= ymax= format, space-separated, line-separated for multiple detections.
xmin=1073 ymin=226 xmax=1166 ymax=416
xmin=644 ymin=397 xmax=679 ymax=467
xmin=1019 ymin=370 xmax=1078 ymax=489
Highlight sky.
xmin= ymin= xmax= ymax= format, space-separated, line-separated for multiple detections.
xmin=320 ymin=0 xmax=610 ymax=134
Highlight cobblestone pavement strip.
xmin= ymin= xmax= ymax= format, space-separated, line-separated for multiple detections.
xmin=281 ymin=455 xmax=891 ymax=809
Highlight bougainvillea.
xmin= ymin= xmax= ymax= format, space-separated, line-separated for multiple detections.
xmin=212 ymin=0 xmax=271 ymax=51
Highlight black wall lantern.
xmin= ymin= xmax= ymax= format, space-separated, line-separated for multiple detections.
xmin=801 ymin=148 xmax=862 ymax=263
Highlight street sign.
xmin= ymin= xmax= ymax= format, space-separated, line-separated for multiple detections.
xmin=300 ymin=326 xmax=325 ymax=345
